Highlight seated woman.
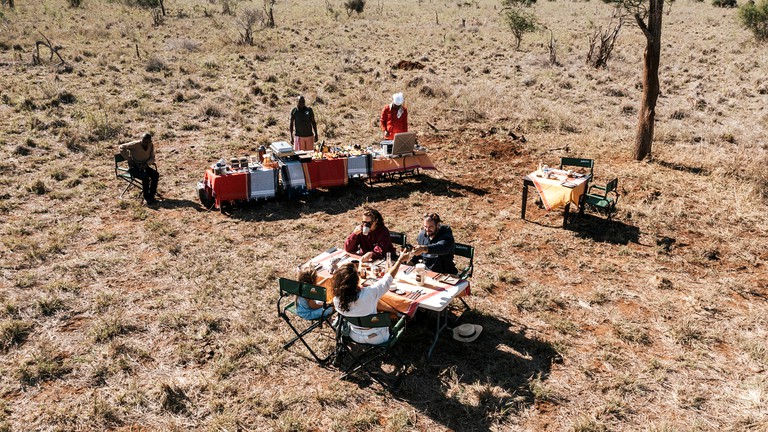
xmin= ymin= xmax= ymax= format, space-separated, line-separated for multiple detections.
xmin=332 ymin=250 xmax=413 ymax=344
xmin=344 ymin=207 xmax=397 ymax=262
xmin=295 ymin=267 xmax=333 ymax=320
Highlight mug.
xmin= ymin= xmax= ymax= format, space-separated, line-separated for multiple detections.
xmin=362 ymin=225 xmax=370 ymax=235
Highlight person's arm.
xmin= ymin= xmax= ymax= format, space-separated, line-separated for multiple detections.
xmin=380 ymin=106 xmax=389 ymax=136
xmin=370 ymin=251 xmax=413 ymax=298
xmin=147 ymin=142 xmax=156 ymax=166
xmin=343 ymin=230 xmax=360 ymax=254
xmin=403 ymin=107 xmax=408 ymax=132
xmin=118 ymin=141 xmax=138 ymax=161
xmin=310 ymin=108 xmax=318 ymax=141
xmin=424 ymin=228 xmax=455 ymax=255
xmin=289 ymin=109 xmax=295 ymax=143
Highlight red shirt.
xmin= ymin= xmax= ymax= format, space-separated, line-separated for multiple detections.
xmin=380 ymin=104 xmax=408 ymax=140
xmin=344 ymin=226 xmax=396 ymax=261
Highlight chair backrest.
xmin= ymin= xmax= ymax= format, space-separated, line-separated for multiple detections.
xmin=560 ymin=157 xmax=594 ymax=175
xmin=279 ymin=278 xmax=327 ymax=302
xmin=115 ymin=153 xmax=127 ymax=164
xmin=454 ymin=242 xmax=474 ymax=278
xmin=343 ymin=312 xmax=393 ymax=329
xmin=389 ymin=231 xmax=407 ymax=248
xmin=605 ymin=178 xmax=618 ymax=194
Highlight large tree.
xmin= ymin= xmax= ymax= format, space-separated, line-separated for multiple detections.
xmin=621 ymin=0 xmax=666 ymax=160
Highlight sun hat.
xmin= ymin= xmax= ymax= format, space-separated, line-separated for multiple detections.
xmin=452 ymin=323 xmax=482 ymax=343
xmin=392 ymin=92 xmax=404 ymax=105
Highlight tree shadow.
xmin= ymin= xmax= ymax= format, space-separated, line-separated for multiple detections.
xmin=568 ymin=213 xmax=641 ymax=245
xmin=223 ymin=174 xmax=490 ymax=221
xmin=349 ymin=312 xmax=560 ymax=431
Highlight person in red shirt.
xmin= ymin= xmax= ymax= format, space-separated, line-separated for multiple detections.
xmin=380 ymin=92 xmax=408 ymax=140
xmin=344 ymin=207 xmax=397 ymax=262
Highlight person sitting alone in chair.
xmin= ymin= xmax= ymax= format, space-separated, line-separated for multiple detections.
xmin=118 ymin=133 xmax=159 ymax=205
xmin=412 ymin=212 xmax=458 ymax=275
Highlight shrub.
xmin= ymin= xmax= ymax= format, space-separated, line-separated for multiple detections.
xmin=344 ymin=0 xmax=365 ymax=15
xmin=503 ymin=7 xmax=538 ymax=50
xmin=713 ymin=0 xmax=737 ymax=7
xmin=739 ymin=0 xmax=768 ymax=41
xmin=145 ymin=56 xmax=167 ymax=72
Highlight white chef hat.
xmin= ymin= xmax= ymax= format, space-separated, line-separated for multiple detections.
xmin=392 ymin=92 xmax=404 ymax=105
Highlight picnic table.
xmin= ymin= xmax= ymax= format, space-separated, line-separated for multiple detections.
xmin=521 ymin=168 xmax=591 ymax=228
xmin=307 ymin=247 xmax=470 ymax=359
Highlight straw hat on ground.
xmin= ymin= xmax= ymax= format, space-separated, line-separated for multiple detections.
xmin=452 ymin=323 xmax=482 ymax=343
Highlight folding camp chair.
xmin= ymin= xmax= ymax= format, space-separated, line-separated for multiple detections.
xmin=334 ymin=312 xmax=408 ymax=389
xmin=582 ymin=178 xmax=620 ymax=220
xmin=389 ymin=231 xmax=407 ymax=249
xmin=559 ymin=157 xmax=594 ymax=177
xmin=277 ymin=278 xmax=336 ymax=364
xmin=449 ymin=242 xmax=474 ymax=322
xmin=115 ymin=153 xmax=143 ymax=200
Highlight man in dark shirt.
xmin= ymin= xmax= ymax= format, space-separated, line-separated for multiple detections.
xmin=413 ymin=213 xmax=458 ymax=275
xmin=118 ymin=133 xmax=159 ymax=205
xmin=344 ymin=207 xmax=397 ymax=262
xmin=290 ymin=96 xmax=319 ymax=151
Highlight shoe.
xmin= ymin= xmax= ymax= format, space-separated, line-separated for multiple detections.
xmin=145 ymin=198 xmax=158 ymax=206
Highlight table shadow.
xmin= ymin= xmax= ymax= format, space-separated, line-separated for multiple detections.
xmin=383 ymin=313 xmax=559 ymax=431
xmin=568 ymin=213 xmax=641 ymax=245
xmin=221 ymin=174 xmax=489 ymax=221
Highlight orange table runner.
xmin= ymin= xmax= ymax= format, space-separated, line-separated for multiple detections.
xmin=371 ymin=154 xmax=436 ymax=175
xmin=204 ymin=169 xmax=248 ymax=208
xmin=529 ymin=169 xmax=588 ymax=211
xmin=302 ymin=158 xmax=348 ymax=189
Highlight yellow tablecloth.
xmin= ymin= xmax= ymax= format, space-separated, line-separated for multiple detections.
xmin=529 ymin=169 xmax=589 ymax=211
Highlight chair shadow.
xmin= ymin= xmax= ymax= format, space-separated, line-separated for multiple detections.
xmin=654 ymin=159 xmax=709 ymax=176
xmin=568 ymin=213 xmax=641 ymax=245
xmin=223 ymin=174 xmax=490 ymax=221
xmin=380 ymin=313 xmax=560 ymax=431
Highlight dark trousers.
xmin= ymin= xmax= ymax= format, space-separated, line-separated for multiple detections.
xmin=129 ymin=165 xmax=159 ymax=201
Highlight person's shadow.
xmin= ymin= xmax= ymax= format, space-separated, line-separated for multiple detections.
xmin=349 ymin=312 xmax=560 ymax=431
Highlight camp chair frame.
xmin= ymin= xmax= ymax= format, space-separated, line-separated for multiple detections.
xmin=277 ymin=278 xmax=336 ymax=364
xmin=582 ymin=178 xmax=620 ymax=220
xmin=115 ymin=153 xmax=144 ymax=200
xmin=334 ymin=312 xmax=407 ymax=389
xmin=389 ymin=231 xmax=407 ymax=249
xmin=559 ymin=157 xmax=594 ymax=177
xmin=449 ymin=242 xmax=474 ymax=323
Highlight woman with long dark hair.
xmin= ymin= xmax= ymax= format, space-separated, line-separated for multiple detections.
xmin=332 ymin=250 xmax=413 ymax=344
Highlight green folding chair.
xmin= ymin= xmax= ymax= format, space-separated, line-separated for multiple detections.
xmin=389 ymin=231 xmax=407 ymax=249
xmin=454 ymin=243 xmax=474 ymax=280
xmin=583 ymin=178 xmax=620 ymax=220
xmin=277 ymin=278 xmax=336 ymax=364
xmin=115 ymin=153 xmax=143 ymax=200
xmin=559 ymin=157 xmax=594 ymax=177
xmin=334 ymin=312 xmax=408 ymax=390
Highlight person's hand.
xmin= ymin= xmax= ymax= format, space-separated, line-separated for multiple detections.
xmin=413 ymin=245 xmax=427 ymax=256
xmin=361 ymin=251 xmax=374 ymax=262
xmin=398 ymin=251 xmax=413 ymax=263
xmin=353 ymin=224 xmax=363 ymax=235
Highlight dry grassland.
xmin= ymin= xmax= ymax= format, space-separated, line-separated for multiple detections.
xmin=1 ymin=0 xmax=767 ymax=430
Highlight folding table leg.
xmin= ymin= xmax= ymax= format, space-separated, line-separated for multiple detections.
xmin=426 ymin=309 xmax=449 ymax=360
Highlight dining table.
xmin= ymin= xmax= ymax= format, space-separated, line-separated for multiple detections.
xmin=306 ymin=247 xmax=471 ymax=359
xmin=521 ymin=168 xmax=591 ymax=228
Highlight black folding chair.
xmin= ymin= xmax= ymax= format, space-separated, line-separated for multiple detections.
xmin=334 ymin=312 xmax=408 ymax=390
xmin=277 ymin=278 xmax=336 ymax=364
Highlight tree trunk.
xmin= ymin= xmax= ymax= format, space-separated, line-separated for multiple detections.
xmin=633 ymin=0 xmax=664 ymax=161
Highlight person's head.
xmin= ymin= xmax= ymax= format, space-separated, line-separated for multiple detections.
xmin=422 ymin=212 xmax=442 ymax=237
xmin=392 ymin=92 xmax=404 ymax=107
xmin=332 ymin=263 xmax=360 ymax=312
xmin=297 ymin=95 xmax=306 ymax=109
xmin=142 ymin=133 xmax=152 ymax=146
xmin=362 ymin=207 xmax=384 ymax=231
xmin=297 ymin=266 xmax=317 ymax=285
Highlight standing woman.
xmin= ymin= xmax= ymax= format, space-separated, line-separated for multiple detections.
xmin=332 ymin=250 xmax=413 ymax=344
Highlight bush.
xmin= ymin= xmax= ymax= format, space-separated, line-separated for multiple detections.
xmin=713 ymin=0 xmax=737 ymax=7
xmin=344 ymin=0 xmax=365 ymax=15
xmin=504 ymin=8 xmax=538 ymax=50
xmin=739 ymin=0 xmax=768 ymax=41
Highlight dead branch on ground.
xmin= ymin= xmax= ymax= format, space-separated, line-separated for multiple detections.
xmin=32 ymin=30 xmax=66 ymax=65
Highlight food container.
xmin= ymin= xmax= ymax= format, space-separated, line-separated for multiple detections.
xmin=414 ymin=263 xmax=426 ymax=285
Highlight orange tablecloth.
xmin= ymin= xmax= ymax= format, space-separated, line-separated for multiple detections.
xmin=529 ymin=169 xmax=589 ymax=211
xmin=310 ymin=249 xmax=469 ymax=318
xmin=371 ymin=154 xmax=436 ymax=176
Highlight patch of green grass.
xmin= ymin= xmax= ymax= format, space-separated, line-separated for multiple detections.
xmin=17 ymin=347 xmax=72 ymax=386
xmin=613 ymin=321 xmax=651 ymax=345
xmin=37 ymin=296 xmax=66 ymax=317
xmin=512 ymin=283 xmax=565 ymax=312
xmin=91 ymin=316 xmax=128 ymax=343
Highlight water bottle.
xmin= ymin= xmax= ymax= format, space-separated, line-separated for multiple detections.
xmin=386 ymin=252 xmax=392 ymax=270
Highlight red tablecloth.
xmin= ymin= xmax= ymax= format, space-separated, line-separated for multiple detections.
xmin=302 ymin=158 xmax=348 ymax=189
xmin=204 ymin=169 xmax=248 ymax=208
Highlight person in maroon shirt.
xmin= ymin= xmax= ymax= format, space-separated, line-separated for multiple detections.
xmin=344 ymin=207 xmax=397 ymax=262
